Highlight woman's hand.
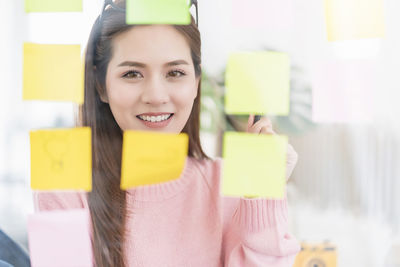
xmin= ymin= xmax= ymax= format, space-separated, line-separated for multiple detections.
xmin=246 ymin=115 xmax=298 ymax=182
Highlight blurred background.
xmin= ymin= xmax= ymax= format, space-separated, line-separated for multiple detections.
xmin=1 ymin=0 xmax=400 ymax=266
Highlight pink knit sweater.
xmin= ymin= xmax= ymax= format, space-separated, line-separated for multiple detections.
xmin=33 ymin=157 xmax=300 ymax=267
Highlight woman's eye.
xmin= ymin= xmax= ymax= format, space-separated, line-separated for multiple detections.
xmin=167 ymin=70 xmax=186 ymax=78
xmin=122 ymin=70 xmax=143 ymax=79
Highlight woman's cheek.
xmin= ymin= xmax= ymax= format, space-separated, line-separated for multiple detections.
xmin=110 ymin=85 xmax=140 ymax=108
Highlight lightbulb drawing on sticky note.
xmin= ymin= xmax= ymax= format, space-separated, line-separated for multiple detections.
xmin=324 ymin=0 xmax=385 ymax=41
xmin=222 ymin=132 xmax=287 ymax=199
xmin=30 ymin=127 xmax=92 ymax=191
xmin=225 ymin=51 xmax=290 ymax=116
xmin=44 ymin=133 xmax=69 ymax=173
xmin=23 ymin=43 xmax=84 ymax=104
xmin=121 ymin=131 xmax=188 ymax=189
xmin=25 ymin=0 xmax=83 ymax=13
xmin=126 ymin=0 xmax=190 ymax=25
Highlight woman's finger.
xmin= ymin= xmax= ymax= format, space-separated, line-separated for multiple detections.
xmin=250 ymin=117 xmax=276 ymax=135
xmin=252 ymin=117 xmax=271 ymax=128
xmin=247 ymin=114 xmax=255 ymax=132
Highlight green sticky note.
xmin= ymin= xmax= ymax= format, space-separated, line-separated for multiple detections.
xmin=30 ymin=127 xmax=92 ymax=191
xmin=126 ymin=0 xmax=191 ymax=25
xmin=23 ymin=43 xmax=84 ymax=104
xmin=225 ymin=51 xmax=290 ymax=115
xmin=25 ymin=0 xmax=82 ymax=13
xmin=222 ymin=132 xmax=287 ymax=199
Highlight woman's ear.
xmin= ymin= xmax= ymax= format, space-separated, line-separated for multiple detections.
xmin=99 ymin=92 xmax=109 ymax=103
xmin=97 ymin=84 xmax=109 ymax=103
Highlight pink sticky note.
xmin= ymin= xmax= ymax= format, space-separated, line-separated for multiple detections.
xmin=28 ymin=209 xmax=93 ymax=267
xmin=311 ymin=60 xmax=377 ymax=123
xmin=231 ymin=0 xmax=294 ymax=30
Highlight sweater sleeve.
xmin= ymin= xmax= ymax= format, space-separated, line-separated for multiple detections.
xmin=33 ymin=191 xmax=88 ymax=212
xmin=222 ymin=195 xmax=300 ymax=267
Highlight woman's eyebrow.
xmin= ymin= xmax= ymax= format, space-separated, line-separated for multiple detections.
xmin=117 ymin=60 xmax=189 ymax=68
xmin=117 ymin=61 xmax=146 ymax=68
xmin=165 ymin=60 xmax=189 ymax=67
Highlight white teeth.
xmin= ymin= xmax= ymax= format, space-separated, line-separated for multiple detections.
xmin=139 ymin=114 xmax=172 ymax=122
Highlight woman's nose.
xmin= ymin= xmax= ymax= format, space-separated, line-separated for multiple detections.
xmin=140 ymin=77 xmax=170 ymax=105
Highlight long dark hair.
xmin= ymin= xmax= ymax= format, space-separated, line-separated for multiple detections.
xmin=79 ymin=1 xmax=207 ymax=266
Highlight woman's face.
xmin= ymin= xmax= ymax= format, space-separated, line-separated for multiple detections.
xmin=104 ymin=25 xmax=199 ymax=133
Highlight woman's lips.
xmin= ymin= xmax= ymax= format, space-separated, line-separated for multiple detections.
xmin=136 ymin=113 xmax=174 ymax=129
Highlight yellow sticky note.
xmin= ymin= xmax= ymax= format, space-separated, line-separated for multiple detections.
xmin=222 ymin=132 xmax=287 ymax=199
xmin=225 ymin=51 xmax=290 ymax=116
xmin=121 ymin=131 xmax=188 ymax=189
xmin=23 ymin=43 xmax=84 ymax=104
xmin=30 ymin=127 xmax=92 ymax=191
xmin=324 ymin=0 xmax=385 ymax=41
xmin=126 ymin=0 xmax=190 ymax=25
xmin=25 ymin=0 xmax=83 ymax=13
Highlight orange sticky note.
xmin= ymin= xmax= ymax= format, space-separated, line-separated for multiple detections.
xmin=121 ymin=131 xmax=188 ymax=189
xmin=222 ymin=132 xmax=287 ymax=199
xmin=30 ymin=127 xmax=92 ymax=191
xmin=23 ymin=43 xmax=84 ymax=103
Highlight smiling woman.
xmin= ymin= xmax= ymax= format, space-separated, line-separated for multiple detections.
xmin=32 ymin=0 xmax=300 ymax=266
xmin=77 ymin=4 xmax=207 ymax=265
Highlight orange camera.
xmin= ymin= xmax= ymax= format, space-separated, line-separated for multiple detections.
xmin=293 ymin=241 xmax=337 ymax=267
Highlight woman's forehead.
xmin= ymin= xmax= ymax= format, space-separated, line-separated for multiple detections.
xmin=110 ymin=25 xmax=192 ymax=65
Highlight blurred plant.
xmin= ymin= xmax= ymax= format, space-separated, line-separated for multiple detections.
xmin=200 ymin=72 xmax=225 ymax=134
